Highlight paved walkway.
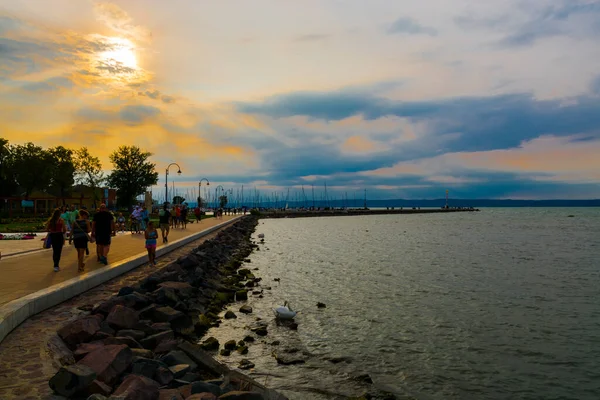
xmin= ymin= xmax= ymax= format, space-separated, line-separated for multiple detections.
xmin=0 ymin=216 xmax=236 ymax=306
xmin=0 ymin=236 xmax=44 ymax=257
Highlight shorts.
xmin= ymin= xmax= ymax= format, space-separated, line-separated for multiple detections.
xmin=95 ymin=235 xmax=111 ymax=246
xmin=73 ymin=237 xmax=88 ymax=249
xmin=145 ymin=244 xmax=157 ymax=250
xmin=160 ymin=223 xmax=169 ymax=230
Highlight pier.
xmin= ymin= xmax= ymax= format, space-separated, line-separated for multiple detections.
xmin=258 ymin=207 xmax=479 ymax=218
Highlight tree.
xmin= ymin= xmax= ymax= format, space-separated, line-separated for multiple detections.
xmin=0 ymin=138 xmax=17 ymax=197
xmin=106 ymin=146 xmax=158 ymax=208
xmin=48 ymin=146 xmax=75 ymax=203
xmin=173 ymin=195 xmax=185 ymax=205
xmin=11 ymin=142 xmax=52 ymax=197
xmin=219 ymin=195 xmax=228 ymax=208
xmin=74 ymin=147 xmax=105 ymax=208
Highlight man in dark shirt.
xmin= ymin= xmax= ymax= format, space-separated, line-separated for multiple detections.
xmin=159 ymin=203 xmax=172 ymax=243
xmin=92 ymin=204 xmax=115 ymax=265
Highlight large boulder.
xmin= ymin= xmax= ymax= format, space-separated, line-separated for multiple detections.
xmin=131 ymin=357 xmax=168 ymax=379
xmin=49 ymin=364 xmax=96 ymax=397
xmin=161 ymin=350 xmax=198 ymax=371
xmin=154 ymin=339 xmax=180 ymax=354
xmin=168 ymin=364 xmax=190 ymax=378
xmin=153 ymin=306 xmax=184 ymax=322
xmin=187 ymin=394 xmax=217 ymax=400
xmin=140 ymin=330 xmax=174 ymax=350
xmin=112 ymin=374 xmax=160 ymax=400
xmin=117 ymin=329 xmax=146 ymax=341
xmin=200 ymin=337 xmax=219 ymax=351
xmin=106 ymin=305 xmax=139 ymax=330
xmin=78 ymin=344 xmax=133 ymax=385
xmin=158 ymin=281 xmax=196 ymax=299
xmin=154 ymin=366 xmax=174 ymax=386
xmin=58 ymin=315 xmax=102 ymax=347
xmin=170 ymin=315 xmax=195 ymax=336
xmin=104 ymin=336 xmax=143 ymax=348
xmin=218 ymin=392 xmax=265 ymax=400
xmin=73 ymin=342 xmax=106 ymax=361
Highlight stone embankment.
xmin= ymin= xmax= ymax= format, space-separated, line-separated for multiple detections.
xmin=47 ymin=216 xmax=286 ymax=400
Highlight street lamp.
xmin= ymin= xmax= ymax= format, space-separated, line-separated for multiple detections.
xmin=165 ymin=163 xmax=182 ymax=204
xmin=214 ymin=185 xmax=224 ymax=209
xmin=198 ymin=178 xmax=210 ymax=207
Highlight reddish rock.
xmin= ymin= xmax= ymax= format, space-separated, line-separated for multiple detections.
xmin=57 ymin=315 xmax=102 ymax=347
xmin=141 ymin=330 xmax=174 ymax=350
xmin=159 ymin=389 xmax=184 ymax=400
xmin=169 ymin=364 xmax=190 ymax=378
xmin=154 ymin=366 xmax=174 ymax=386
xmin=49 ymin=364 xmax=97 ymax=397
xmin=73 ymin=342 xmax=106 ymax=360
xmin=78 ymin=344 xmax=133 ymax=385
xmin=104 ymin=336 xmax=143 ymax=348
xmin=87 ymin=379 xmax=112 ymax=397
xmin=106 ymin=305 xmax=139 ymax=330
xmin=151 ymin=322 xmax=173 ymax=333
xmin=117 ymin=329 xmax=146 ymax=341
xmin=132 ymin=348 xmax=155 ymax=359
xmin=154 ymin=339 xmax=180 ymax=354
xmin=153 ymin=306 xmax=184 ymax=322
xmin=158 ymin=282 xmax=195 ymax=298
xmin=187 ymin=394 xmax=217 ymax=400
xmin=112 ymin=374 xmax=160 ymax=400
xmin=93 ymin=296 xmax=128 ymax=315
xmin=179 ymin=382 xmax=220 ymax=398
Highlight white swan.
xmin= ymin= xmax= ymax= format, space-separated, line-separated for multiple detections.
xmin=273 ymin=301 xmax=297 ymax=320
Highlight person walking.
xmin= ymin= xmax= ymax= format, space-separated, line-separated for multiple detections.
xmin=194 ymin=206 xmax=201 ymax=223
xmin=181 ymin=205 xmax=188 ymax=229
xmin=144 ymin=221 xmax=158 ymax=266
xmin=69 ymin=210 xmax=92 ymax=272
xmin=92 ymin=204 xmax=115 ymax=265
xmin=158 ymin=203 xmax=172 ymax=243
xmin=45 ymin=209 xmax=67 ymax=272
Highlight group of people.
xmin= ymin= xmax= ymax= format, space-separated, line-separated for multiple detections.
xmin=46 ymin=204 xmax=115 ymax=272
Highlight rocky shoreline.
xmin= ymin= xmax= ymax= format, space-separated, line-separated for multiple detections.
xmin=46 ymin=216 xmax=286 ymax=400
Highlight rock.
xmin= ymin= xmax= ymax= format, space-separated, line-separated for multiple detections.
xmin=159 ymin=388 xmax=184 ymax=400
xmin=58 ymin=315 xmax=102 ymax=347
xmin=200 ymin=337 xmax=220 ymax=351
xmin=104 ymin=336 xmax=143 ymax=348
xmin=123 ymin=292 xmax=152 ymax=310
xmin=170 ymin=315 xmax=195 ymax=336
xmin=158 ymin=282 xmax=195 ymax=298
xmin=74 ymin=342 xmax=106 ymax=360
xmin=237 ymin=340 xmax=245 ymax=347
xmin=270 ymin=341 xmax=280 ymax=346
xmin=187 ymin=394 xmax=217 ymax=400
xmin=117 ymin=329 xmax=146 ymax=341
xmin=141 ymin=330 xmax=175 ymax=350
xmin=161 ymin=350 xmax=198 ymax=371
xmin=93 ymin=297 xmax=128 ymax=315
xmin=151 ymin=322 xmax=173 ymax=333
xmin=118 ymin=287 xmax=135 ymax=296
xmin=239 ymin=305 xmax=252 ymax=314
xmin=132 ymin=357 xmax=168 ymax=379
xmin=238 ymin=359 xmax=255 ymax=370
xmin=244 ymin=281 xmax=255 ymax=288
xmin=236 ymin=345 xmax=248 ymax=355
xmin=87 ymin=379 xmax=112 ymax=397
xmin=106 ymin=305 xmax=139 ymax=330
xmin=49 ymin=364 xmax=97 ymax=397
xmin=98 ymin=321 xmax=116 ymax=336
xmin=218 ymin=392 xmax=265 ymax=400
xmin=242 ymin=336 xmax=255 ymax=343
xmin=181 ymin=372 xmax=201 ymax=383
xmin=224 ymin=311 xmax=237 ymax=319
xmin=251 ymin=327 xmax=267 ymax=337
xmin=138 ymin=304 xmax=159 ymax=320
xmin=235 ymin=290 xmax=248 ymax=301
xmin=87 ymin=395 xmax=108 ymax=400
xmin=154 ymin=339 xmax=180 ymax=354
xmin=169 ymin=364 xmax=190 ymax=378
xmin=112 ymin=374 xmax=160 ymax=400
xmin=132 ymin=348 xmax=155 ymax=359
xmin=47 ymin=335 xmax=76 ymax=366
xmin=272 ymin=352 xmax=305 ymax=365
xmin=219 ymin=349 xmax=231 ymax=356
xmin=155 ymin=366 xmax=175 ymax=386
xmin=179 ymin=382 xmax=221 ymax=398
xmin=224 ymin=340 xmax=237 ymax=350
xmin=153 ymin=306 xmax=185 ymax=322
xmin=328 ymin=356 xmax=352 ymax=364
xmin=317 ymin=302 xmax=326 ymax=308
xmin=289 ymin=322 xmax=298 ymax=330
xmin=78 ymin=344 xmax=133 ymax=385
xmin=237 ymin=269 xmax=251 ymax=277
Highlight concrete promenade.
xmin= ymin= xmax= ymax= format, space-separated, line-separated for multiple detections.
xmin=0 ymin=216 xmax=236 ymax=307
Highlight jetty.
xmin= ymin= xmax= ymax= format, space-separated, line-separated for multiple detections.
xmin=258 ymin=207 xmax=479 ymax=218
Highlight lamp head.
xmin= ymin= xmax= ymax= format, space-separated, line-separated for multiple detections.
xmin=177 ymin=169 xmax=182 ymax=175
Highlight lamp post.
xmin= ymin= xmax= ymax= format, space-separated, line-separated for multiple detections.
xmin=165 ymin=163 xmax=182 ymax=204
xmin=198 ymin=178 xmax=210 ymax=207
xmin=214 ymin=185 xmax=224 ymax=209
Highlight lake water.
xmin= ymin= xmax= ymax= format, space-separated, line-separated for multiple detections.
xmin=206 ymin=208 xmax=600 ymax=399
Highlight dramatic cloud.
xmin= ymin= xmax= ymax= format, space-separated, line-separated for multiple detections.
xmin=1 ymin=0 xmax=600 ymax=199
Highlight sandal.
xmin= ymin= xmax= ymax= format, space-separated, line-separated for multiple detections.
xmin=78 ymin=263 xmax=85 ymax=272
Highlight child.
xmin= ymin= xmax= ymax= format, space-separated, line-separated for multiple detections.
xmin=144 ymin=221 xmax=158 ymax=266
xmin=117 ymin=213 xmax=126 ymax=232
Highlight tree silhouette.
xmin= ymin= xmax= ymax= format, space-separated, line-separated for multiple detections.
xmin=107 ymin=146 xmax=158 ymax=208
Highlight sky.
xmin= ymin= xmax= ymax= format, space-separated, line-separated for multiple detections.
xmin=1 ymin=0 xmax=600 ymax=200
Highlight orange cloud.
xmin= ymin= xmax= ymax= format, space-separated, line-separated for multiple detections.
xmin=342 ymin=135 xmax=384 ymax=153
